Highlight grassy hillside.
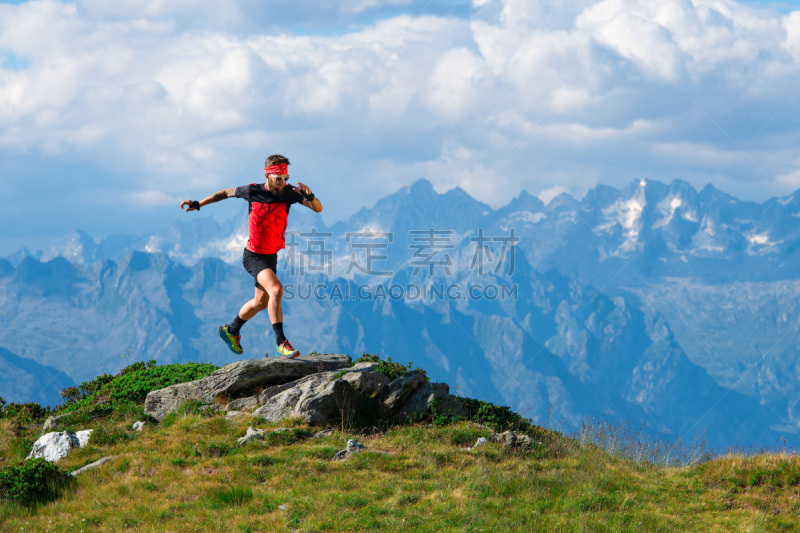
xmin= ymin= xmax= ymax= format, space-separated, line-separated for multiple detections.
xmin=1 ymin=360 xmax=799 ymax=532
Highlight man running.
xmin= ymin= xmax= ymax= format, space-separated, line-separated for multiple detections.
xmin=180 ymin=154 xmax=322 ymax=358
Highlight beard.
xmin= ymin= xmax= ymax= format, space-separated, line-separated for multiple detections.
xmin=268 ymin=179 xmax=286 ymax=194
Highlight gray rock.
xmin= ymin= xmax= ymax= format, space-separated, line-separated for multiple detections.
xmin=238 ymin=426 xmax=266 ymax=446
xmin=346 ymin=439 xmax=365 ymax=452
xmin=132 ymin=421 xmax=146 ymax=431
xmin=491 ymin=431 xmax=538 ymax=448
xmin=27 ymin=430 xmax=93 ymax=462
xmin=257 ymin=380 xmax=304 ymax=405
xmin=225 ymin=396 xmax=259 ymax=412
xmin=383 ymin=372 xmax=427 ymax=413
xmin=391 ymin=382 xmax=466 ymax=423
xmin=332 ymin=439 xmax=378 ymax=460
xmin=339 ymin=369 xmax=390 ymax=398
xmin=253 ymin=372 xmax=363 ymax=425
xmin=431 ymin=392 xmax=468 ymax=420
xmin=348 ymin=362 xmax=381 ymax=372
xmin=70 ymin=456 xmax=118 ymax=476
xmin=311 ymin=428 xmax=336 ymax=439
xmin=42 ymin=413 xmax=74 ymax=432
xmin=144 ymin=355 xmax=352 ymax=421
xmin=225 ymin=411 xmax=248 ymax=420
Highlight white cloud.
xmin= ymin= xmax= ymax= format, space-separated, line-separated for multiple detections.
xmin=425 ymin=47 xmax=486 ymax=120
xmin=130 ymin=189 xmax=179 ymax=206
xmin=784 ymin=11 xmax=800 ymax=61
xmin=776 ymin=169 xmax=800 ymax=187
xmin=1 ymin=0 xmax=800 ymax=250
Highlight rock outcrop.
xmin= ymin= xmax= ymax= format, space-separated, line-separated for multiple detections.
xmin=143 ymin=355 xmax=467 ymax=428
xmin=144 ymin=354 xmax=352 ymax=421
xmin=253 ymin=371 xmax=365 ymax=424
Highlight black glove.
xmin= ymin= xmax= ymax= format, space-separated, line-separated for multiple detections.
xmin=190 ymin=200 xmax=200 ymax=210
xmin=303 ymin=192 xmax=315 ymax=202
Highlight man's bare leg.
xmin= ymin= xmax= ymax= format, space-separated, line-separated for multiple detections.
xmin=238 ymin=284 xmax=270 ymax=321
xmin=219 ymin=283 xmax=269 ymax=355
xmin=256 ymin=268 xmax=298 ymax=357
xmin=256 ymin=268 xmax=283 ymax=324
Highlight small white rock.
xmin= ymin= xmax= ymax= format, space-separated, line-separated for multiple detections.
xmin=75 ymin=430 xmax=93 ymax=448
xmin=132 ymin=421 xmax=146 ymax=431
xmin=27 ymin=430 xmax=92 ymax=462
xmin=474 ymin=437 xmax=487 ymax=448
xmin=237 ymin=426 xmax=266 ymax=446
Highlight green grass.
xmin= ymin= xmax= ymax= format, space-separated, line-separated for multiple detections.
xmin=4 ymin=411 xmax=794 ymax=532
xmin=1 ymin=361 xmax=799 ymax=531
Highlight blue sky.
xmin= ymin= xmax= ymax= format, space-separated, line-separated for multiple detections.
xmin=1 ymin=0 xmax=800 ymax=255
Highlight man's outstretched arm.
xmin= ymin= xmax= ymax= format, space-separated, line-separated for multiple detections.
xmin=293 ymin=182 xmax=323 ymax=213
xmin=180 ymin=188 xmax=236 ymax=212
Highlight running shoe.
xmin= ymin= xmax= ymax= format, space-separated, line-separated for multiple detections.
xmin=275 ymin=340 xmax=300 ymax=359
xmin=218 ymin=325 xmax=243 ymax=354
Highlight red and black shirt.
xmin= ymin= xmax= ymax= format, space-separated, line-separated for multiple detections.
xmin=235 ymin=183 xmax=305 ymax=255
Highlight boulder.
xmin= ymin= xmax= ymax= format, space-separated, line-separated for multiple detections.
xmin=225 ymin=396 xmax=259 ymax=412
xmin=253 ymin=372 xmax=363 ymax=425
xmin=339 ymin=369 xmax=390 ymax=398
xmin=257 ymin=380 xmax=304 ymax=405
xmin=238 ymin=427 xmax=266 ymax=446
xmin=491 ymin=431 xmax=539 ymax=448
xmin=75 ymin=430 xmax=93 ymax=448
xmin=42 ymin=413 xmax=74 ymax=432
xmin=383 ymin=372 xmax=427 ymax=413
xmin=144 ymin=354 xmax=352 ymax=421
xmin=27 ymin=430 xmax=93 ymax=462
xmin=312 ymin=428 xmax=336 ymax=439
xmin=390 ymin=382 xmax=466 ymax=423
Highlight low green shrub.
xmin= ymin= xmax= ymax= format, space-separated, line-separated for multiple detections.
xmin=459 ymin=397 xmax=533 ymax=433
xmin=202 ymin=440 xmax=233 ymax=458
xmin=57 ymin=362 xmax=219 ymax=415
xmin=355 ymin=352 xmax=426 ymax=382
xmin=265 ymin=429 xmax=313 ymax=447
xmin=333 ymin=369 xmax=350 ymax=380
xmin=0 ymin=402 xmax=52 ymax=425
xmin=0 ymin=458 xmax=73 ymax=506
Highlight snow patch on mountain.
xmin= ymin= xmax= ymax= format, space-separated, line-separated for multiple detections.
xmin=746 ymin=231 xmax=780 ymax=256
xmin=500 ymin=211 xmax=545 ymax=231
xmin=602 ymin=182 xmax=645 ymax=254
xmin=654 ymin=195 xmax=684 ymax=228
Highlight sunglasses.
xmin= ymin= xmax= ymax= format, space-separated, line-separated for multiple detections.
xmin=268 ymin=174 xmax=289 ymax=182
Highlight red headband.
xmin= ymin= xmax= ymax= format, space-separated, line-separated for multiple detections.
xmin=265 ymin=163 xmax=288 ymax=176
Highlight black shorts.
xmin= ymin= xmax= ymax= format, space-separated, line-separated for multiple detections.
xmin=242 ymin=248 xmax=277 ymax=287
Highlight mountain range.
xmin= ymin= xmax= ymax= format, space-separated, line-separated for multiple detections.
xmin=3 ymin=178 xmax=799 ymax=450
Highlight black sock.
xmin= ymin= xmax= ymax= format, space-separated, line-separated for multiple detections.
xmin=272 ymin=322 xmax=287 ymax=345
xmin=229 ymin=315 xmax=247 ymax=335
